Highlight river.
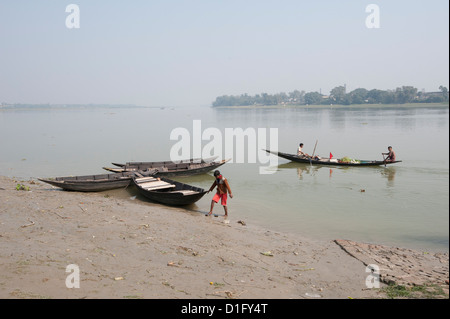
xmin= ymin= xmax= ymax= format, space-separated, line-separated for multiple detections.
xmin=0 ymin=104 xmax=448 ymax=251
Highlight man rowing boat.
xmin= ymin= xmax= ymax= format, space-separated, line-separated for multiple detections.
xmin=382 ymin=146 xmax=396 ymax=162
xmin=297 ymin=143 xmax=321 ymax=160
xmin=297 ymin=143 xmax=310 ymax=157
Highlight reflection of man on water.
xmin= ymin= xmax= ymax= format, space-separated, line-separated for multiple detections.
xmin=382 ymin=167 xmax=397 ymax=187
xmin=297 ymin=167 xmax=303 ymax=179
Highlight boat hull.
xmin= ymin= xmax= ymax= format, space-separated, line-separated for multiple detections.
xmin=133 ymin=177 xmax=207 ymax=206
xmin=266 ymin=150 xmax=402 ymax=167
xmin=104 ymin=159 xmax=229 ymax=177
xmin=39 ymin=172 xmax=134 ymax=192
xmin=112 ymin=156 xmax=218 ymax=168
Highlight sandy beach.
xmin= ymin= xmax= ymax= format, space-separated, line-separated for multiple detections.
xmin=0 ymin=176 xmax=448 ymax=299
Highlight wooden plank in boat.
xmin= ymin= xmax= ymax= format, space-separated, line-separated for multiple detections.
xmin=135 ymin=177 xmax=158 ymax=184
xmin=143 ymin=184 xmax=176 ymax=191
xmin=139 ymin=181 xmax=171 ymax=188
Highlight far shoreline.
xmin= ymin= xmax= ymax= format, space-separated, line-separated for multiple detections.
xmin=212 ymin=102 xmax=449 ymax=110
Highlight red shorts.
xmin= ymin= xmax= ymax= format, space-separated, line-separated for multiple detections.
xmin=212 ymin=193 xmax=228 ymax=206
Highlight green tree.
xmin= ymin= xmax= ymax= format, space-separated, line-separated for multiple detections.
xmin=330 ymin=86 xmax=346 ymax=104
xmin=348 ymin=88 xmax=369 ymax=104
xmin=289 ymin=90 xmax=305 ymax=104
xmin=276 ymin=92 xmax=288 ymax=105
xmin=304 ymin=92 xmax=323 ymax=105
xmin=394 ymin=86 xmax=417 ymax=103
xmin=439 ymin=85 xmax=449 ymax=101
xmin=367 ymin=89 xmax=384 ymax=103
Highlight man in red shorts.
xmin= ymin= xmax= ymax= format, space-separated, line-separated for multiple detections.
xmin=207 ymin=170 xmax=233 ymax=217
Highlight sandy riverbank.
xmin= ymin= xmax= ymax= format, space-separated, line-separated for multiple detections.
xmin=0 ymin=176 xmax=448 ymax=299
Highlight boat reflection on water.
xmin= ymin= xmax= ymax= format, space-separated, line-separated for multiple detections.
xmin=278 ymin=162 xmax=397 ymax=185
xmin=277 ymin=162 xmax=321 ymax=180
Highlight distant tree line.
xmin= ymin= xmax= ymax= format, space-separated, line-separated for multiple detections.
xmin=212 ymin=85 xmax=449 ymax=107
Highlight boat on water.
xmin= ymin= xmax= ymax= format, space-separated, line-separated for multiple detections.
xmin=38 ymin=171 xmax=138 ymax=192
xmin=265 ymin=150 xmax=402 ymax=167
xmin=133 ymin=174 xmax=207 ymax=206
xmin=103 ymin=158 xmax=230 ymax=177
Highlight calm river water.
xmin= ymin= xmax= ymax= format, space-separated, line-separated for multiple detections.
xmin=0 ymin=105 xmax=448 ymax=251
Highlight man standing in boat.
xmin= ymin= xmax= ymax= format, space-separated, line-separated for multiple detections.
xmin=382 ymin=146 xmax=396 ymax=162
xmin=207 ymin=170 xmax=233 ymax=217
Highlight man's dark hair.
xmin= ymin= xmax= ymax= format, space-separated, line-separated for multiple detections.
xmin=214 ymin=170 xmax=221 ymax=176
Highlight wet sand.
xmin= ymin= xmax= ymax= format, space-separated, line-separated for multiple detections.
xmin=0 ymin=176 xmax=447 ymax=299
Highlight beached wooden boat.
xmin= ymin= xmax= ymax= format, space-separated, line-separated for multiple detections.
xmin=265 ymin=150 xmax=402 ymax=167
xmin=38 ymin=172 xmax=137 ymax=192
xmin=133 ymin=175 xmax=207 ymax=206
xmin=111 ymin=156 xmax=217 ymax=168
xmin=104 ymin=158 xmax=230 ymax=177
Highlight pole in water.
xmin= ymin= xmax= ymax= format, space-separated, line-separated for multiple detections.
xmin=312 ymin=140 xmax=318 ymax=158
xmin=309 ymin=140 xmax=318 ymax=166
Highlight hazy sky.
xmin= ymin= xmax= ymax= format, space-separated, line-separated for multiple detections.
xmin=0 ymin=0 xmax=448 ymax=107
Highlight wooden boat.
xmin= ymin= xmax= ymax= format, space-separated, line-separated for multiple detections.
xmin=133 ymin=174 xmax=207 ymax=206
xmin=265 ymin=150 xmax=402 ymax=167
xmin=38 ymin=172 xmax=137 ymax=192
xmin=103 ymin=158 xmax=230 ymax=177
xmin=111 ymin=156 xmax=217 ymax=168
